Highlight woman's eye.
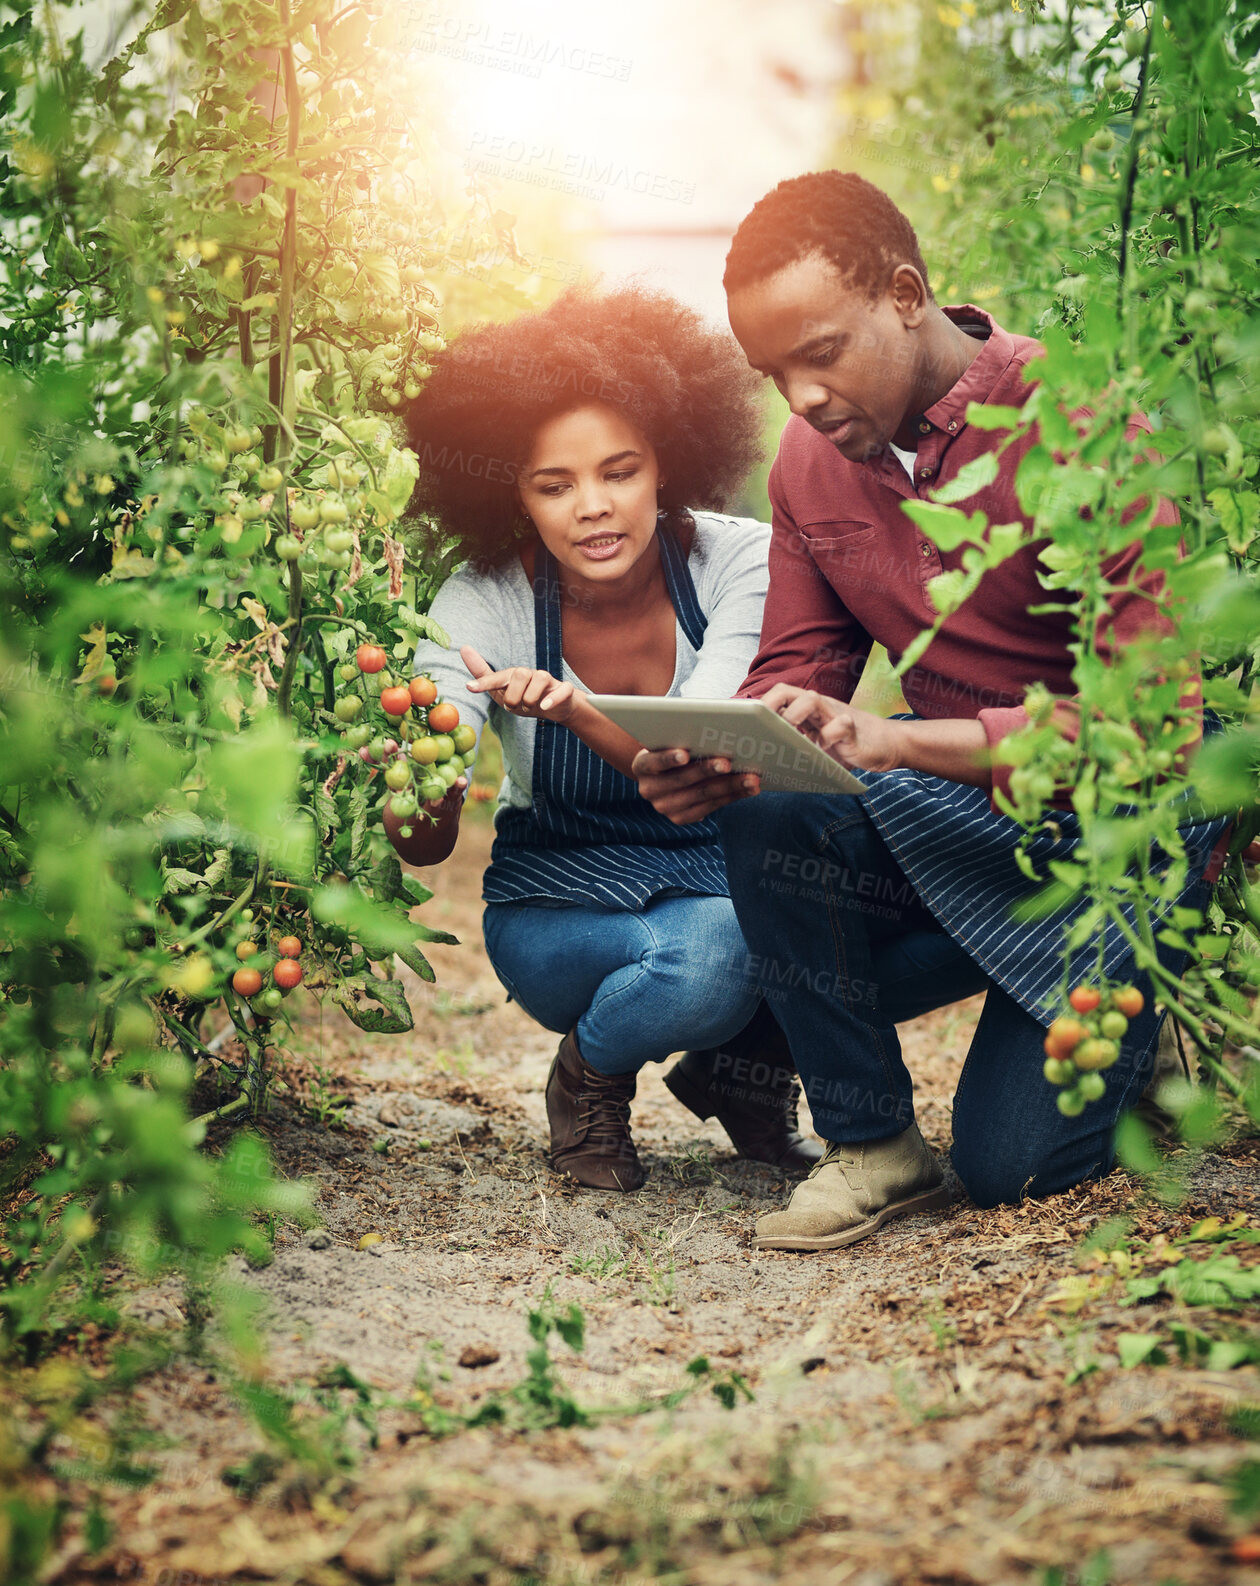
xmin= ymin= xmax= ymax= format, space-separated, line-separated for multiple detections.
xmin=607 ymin=469 xmax=637 ymax=482
xmin=539 ymin=483 xmax=568 ymax=496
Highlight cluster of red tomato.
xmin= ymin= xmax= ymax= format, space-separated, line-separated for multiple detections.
xmin=335 ymin=642 xmax=477 ymax=834
xmin=230 ymin=929 xmax=304 ymax=1010
xmin=1043 ymin=983 xmax=1145 ymax=1114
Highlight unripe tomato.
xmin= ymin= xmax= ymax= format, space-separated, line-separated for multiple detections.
xmin=1057 ymin=1088 xmax=1087 ymax=1117
xmin=385 ymin=760 xmax=413 ymax=790
xmin=226 ymin=427 xmax=254 ymax=454
xmin=1045 ymin=1016 xmax=1088 ymax=1057
xmin=1068 ymin=985 xmax=1101 ymax=1014
xmin=435 ymin=761 xmax=461 ymax=788
xmin=1103 ymin=69 xmax=1124 ymax=93
xmin=409 ymin=675 xmax=438 ymax=707
xmin=338 ymin=662 xmax=359 ymax=682
xmin=276 ymin=535 xmax=302 ymax=561
xmin=291 ymin=500 xmax=321 ymax=531
xmin=236 ymin=940 xmax=258 ymax=960
xmin=451 ymin=723 xmax=477 ymax=756
xmin=446 ymin=754 xmax=465 ymax=777
xmin=1111 ymin=985 xmax=1144 ymax=1018
xmin=411 ymin=736 xmax=440 ymax=765
xmin=380 ymin=686 xmax=412 ymax=716
xmin=344 ymin=723 xmax=371 ymax=749
xmin=428 ymin=701 xmax=459 ymax=734
xmin=1074 ymin=1037 xmax=1118 ymax=1071
xmin=261 ymin=987 xmax=284 ymax=1010
xmin=273 ymin=958 xmax=303 ymax=991
xmin=236 ymin=451 xmax=261 ymax=477
xmin=257 ymin=465 xmax=284 ymax=492
xmin=366 ymin=736 xmax=388 ymax=762
xmin=431 ymin=734 xmax=455 ymax=762
xmin=1099 ymin=1010 xmax=1128 ymax=1041
xmin=388 ymin=791 xmax=418 ymax=820
xmin=1078 ymin=1072 xmax=1107 ymax=1102
xmin=325 ymin=528 xmax=354 ymax=554
xmin=277 ymin=936 xmax=302 ymax=958
xmin=334 ymin=694 xmax=364 ymax=723
xmin=325 ymin=549 xmax=351 ymax=571
xmin=1043 ymin=1057 xmax=1075 ymax=1086
xmin=357 ymin=644 xmax=387 ymax=673
xmin=232 ymin=966 xmax=263 ymax=997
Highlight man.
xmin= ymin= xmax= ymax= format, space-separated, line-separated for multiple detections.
xmin=632 ymin=171 xmax=1224 ymax=1252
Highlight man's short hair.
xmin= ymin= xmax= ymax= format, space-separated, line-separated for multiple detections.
xmin=723 ymin=170 xmax=934 ymax=303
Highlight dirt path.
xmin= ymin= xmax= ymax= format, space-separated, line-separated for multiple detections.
xmin=73 ymin=816 xmax=1260 ymax=1586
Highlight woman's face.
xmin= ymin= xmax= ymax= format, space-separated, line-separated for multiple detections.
xmin=517 ymin=403 xmax=662 ymax=584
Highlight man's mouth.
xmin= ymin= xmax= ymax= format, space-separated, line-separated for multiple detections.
xmin=814 ymin=415 xmax=857 ymax=445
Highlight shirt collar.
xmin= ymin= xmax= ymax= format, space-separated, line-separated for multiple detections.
xmin=918 ymin=305 xmax=1018 ymax=438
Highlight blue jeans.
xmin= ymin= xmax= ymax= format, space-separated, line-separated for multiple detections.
xmin=482 ymin=894 xmax=762 ymax=1076
xmin=716 ymin=792 xmax=1188 ymax=1208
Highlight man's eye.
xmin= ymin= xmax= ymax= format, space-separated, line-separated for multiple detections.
xmin=808 ymin=344 xmax=838 ymax=368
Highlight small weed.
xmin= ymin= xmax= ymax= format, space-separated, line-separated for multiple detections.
xmin=668 ymin=1142 xmax=723 ymax=1186
xmin=430 ymin=989 xmax=497 ymax=1020
xmin=569 ymin=1245 xmax=629 ymax=1282
xmin=921 ymin=1296 xmax=958 ymax=1352
xmin=303 ymin=1061 xmax=350 ymax=1129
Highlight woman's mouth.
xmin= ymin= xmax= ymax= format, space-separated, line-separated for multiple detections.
xmin=575 ymin=533 xmax=625 ymax=561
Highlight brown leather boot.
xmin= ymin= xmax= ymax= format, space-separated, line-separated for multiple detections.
xmin=664 ymin=1002 xmax=822 ymax=1173
xmin=545 ymin=1029 xmax=646 ymax=1191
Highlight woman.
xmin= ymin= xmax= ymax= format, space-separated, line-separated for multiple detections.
xmin=386 ymin=286 xmax=821 ymax=1191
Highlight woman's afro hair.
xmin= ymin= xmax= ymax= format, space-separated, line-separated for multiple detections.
xmin=402 ymin=283 xmax=763 ymax=566
xmin=723 ymin=170 xmax=933 ymax=302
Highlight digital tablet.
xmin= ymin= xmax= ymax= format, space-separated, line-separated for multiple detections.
xmin=585 ymin=695 xmax=867 ymax=798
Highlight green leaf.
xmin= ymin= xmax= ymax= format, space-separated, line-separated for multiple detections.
xmin=901 ymin=500 xmax=987 ymax=551
xmin=929 ymin=451 xmax=999 ymax=505
xmin=964 ymin=401 xmax=1025 ymax=432
xmin=1116 ymin=1333 xmax=1168 ymax=1368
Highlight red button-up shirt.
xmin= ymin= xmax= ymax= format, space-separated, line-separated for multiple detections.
xmin=736 ymin=306 xmax=1186 ymax=803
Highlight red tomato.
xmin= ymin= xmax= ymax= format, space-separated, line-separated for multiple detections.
xmin=232 ymin=967 xmax=263 ymax=997
xmin=409 ymin=675 xmax=438 ymax=707
xmin=379 ymin=686 xmax=413 ymax=717
xmin=273 ymin=959 xmax=303 ymax=991
xmin=356 ymin=644 xmax=387 ymax=673
xmin=1111 ymin=985 xmax=1144 ymax=1019
xmin=1045 ymin=1016 xmax=1088 ymax=1058
xmin=276 ymin=935 xmax=302 ymax=958
xmin=428 ymin=700 xmax=459 ymax=734
xmin=1068 ymin=985 xmax=1101 ymax=1014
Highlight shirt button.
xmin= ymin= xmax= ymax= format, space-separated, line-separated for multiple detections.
xmin=919 ymin=542 xmax=932 ymax=558
xmin=918 ymin=466 xmax=933 ymax=480
xmin=918 ymin=420 xmax=931 ymax=435
xmin=947 ymin=419 xmax=958 ymax=432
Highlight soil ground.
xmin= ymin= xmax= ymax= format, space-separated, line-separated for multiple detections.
xmin=58 ymin=813 xmax=1260 ymax=1586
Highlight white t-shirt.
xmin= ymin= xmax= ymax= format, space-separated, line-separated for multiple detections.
xmin=889 ymin=442 xmax=917 ymax=481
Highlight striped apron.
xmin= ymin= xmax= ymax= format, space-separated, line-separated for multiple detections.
xmin=484 ymin=520 xmax=730 ymax=910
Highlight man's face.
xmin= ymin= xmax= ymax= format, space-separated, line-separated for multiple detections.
xmin=727 ymin=252 xmax=927 ymax=463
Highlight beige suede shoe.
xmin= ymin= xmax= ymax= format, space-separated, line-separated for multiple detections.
xmin=754 ymin=1123 xmax=952 ymax=1251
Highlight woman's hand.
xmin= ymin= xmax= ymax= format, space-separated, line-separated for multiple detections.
xmin=462 ymin=645 xmax=584 ymax=724
xmin=760 ymin=685 xmax=907 ymax=773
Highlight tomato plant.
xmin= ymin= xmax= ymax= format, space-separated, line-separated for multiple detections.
xmin=837 ymin=0 xmax=1260 ymax=1107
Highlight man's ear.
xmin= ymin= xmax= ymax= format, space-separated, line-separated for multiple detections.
xmin=890 ymin=264 xmax=930 ymax=330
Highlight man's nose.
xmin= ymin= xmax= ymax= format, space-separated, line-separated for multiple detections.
xmin=784 ymin=376 xmax=831 ymax=419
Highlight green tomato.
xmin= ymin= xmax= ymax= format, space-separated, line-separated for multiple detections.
xmin=1099 ymin=1010 xmax=1129 ymax=1041
xmin=419 ymin=775 xmax=447 ymax=804
xmin=1043 ymin=1057 xmax=1075 ymax=1086
xmin=1057 ymin=1088 xmax=1087 ymax=1118
xmin=275 ymin=535 xmax=302 ymax=561
xmin=226 ymin=427 xmax=254 ymax=454
xmin=431 ymin=734 xmax=455 ymax=762
xmin=262 ymin=987 xmax=284 ymax=1010
xmin=236 ymin=451 xmax=261 ymax=476
xmin=388 ymin=791 xmax=418 ymax=820
xmin=451 ymin=723 xmax=477 ymax=755
xmin=334 ymin=694 xmax=364 ymax=723
xmin=257 ymin=465 xmax=284 ymax=492
xmin=1078 ymin=1072 xmax=1107 ymax=1102
xmin=385 ymin=759 xmax=413 ymax=791
xmin=1103 ymin=69 xmax=1124 ymax=94
xmin=324 ymin=528 xmax=354 ymax=554
xmin=344 ymin=723 xmax=371 ymax=749
xmin=435 ymin=760 xmax=461 ymax=789
xmin=290 ymin=500 xmax=321 ymax=531
xmin=338 ymin=662 xmax=360 ymax=682
xmin=403 ymin=381 xmax=421 ymax=400
xmin=446 ymin=754 xmax=465 ymax=777
xmin=410 ymin=736 xmax=440 ymax=765
xmin=368 ymin=736 xmax=388 ymax=761
xmin=319 ymin=496 xmax=349 ymax=524
xmin=326 ymin=549 xmax=352 ymax=571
